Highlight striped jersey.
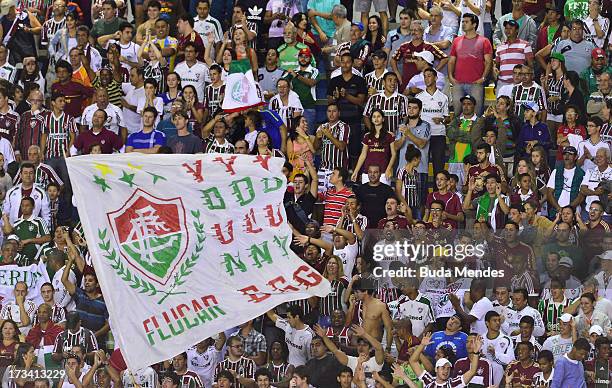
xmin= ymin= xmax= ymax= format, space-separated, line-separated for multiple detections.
xmin=394 ymin=293 xmax=435 ymax=337
xmin=397 ymin=167 xmax=420 ymax=207
xmin=203 ymin=84 xmax=225 ymax=116
xmin=316 ymin=121 xmax=350 ymax=170
xmin=203 ymin=138 xmax=235 ymax=154
xmin=364 ymin=69 xmax=388 ymax=94
xmin=322 ymin=186 xmax=353 ymax=226
xmin=92 ymin=76 xmax=124 ymax=108
xmin=512 ymin=334 xmax=542 ymax=359
xmin=269 ymin=91 xmax=304 ymax=129
xmin=363 ymin=91 xmax=409 ymax=135
xmin=532 ymin=370 xmax=554 ymax=387
xmin=495 ymin=39 xmax=533 ymax=83
xmin=453 ymin=357 xmax=493 ymax=388
xmin=0 ymin=109 xmax=20 ymax=144
xmin=52 ymin=327 xmax=99 ymax=354
xmin=545 ymin=73 xmax=565 ymax=116
xmin=178 ymin=370 xmax=204 ymax=388
xmin=287 ymin=298 xmax=315 ymax=319
xmin=319 ymin=278 xmax=348 ymax=316
xmin=33 ymin=303 xmax=66 ymax=324
xmin=537 ymin=296 xmax=572 ymax=334
xmin=15 ymin=109 xmax=47 ymax=156
xmin=40 ymin=17 xmax=65 ymax=47
xmin=42 ymin=111 xmax=78 ymax=159
xmin=267 ymin=361 xmax=290 ymax=383
xmin=14 ymin=163 xmax=63 ymax=189
xmin=419 ymin=370 xmax=465 ymax=388
xmin=325 ymin=326 xmax=351 ymax=346
xmin=511 ymin=83 xmax=547 ymax=120
xmin=214 ymin=357 xmax=255 ymax=388
xmin=143 ymin=61 xmax=168 ymax=94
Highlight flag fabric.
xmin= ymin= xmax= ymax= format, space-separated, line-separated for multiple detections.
xmin=221 ymin=70 xmax=266 ymax=113
xmin=0 ymin=262 xmax=49 ymax=306
xmin=66 ymin=154 xmax=330 ymax=371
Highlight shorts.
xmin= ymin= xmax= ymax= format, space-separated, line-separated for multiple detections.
xmin=356 ymin=0 xmax=389 ymax=13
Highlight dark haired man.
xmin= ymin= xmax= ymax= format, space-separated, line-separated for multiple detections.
xmin=3 ymin=162 xmax=50 ymax=226
xmin=551 ymin=338 xmax=590 ymax=387
xmin=177 ymin=14 xmax=205 ymax=62
xmin=73 ymin=110 xmax=123 ymax=155
xmin=51 ymin=60 xmax=94 ymax=121
xmin=166 ymin=111 xmax=203 ymax=154
xmin=267 ymin=305 xmax=314 ymax=367
xmin=126 ymin=107 xmax=166 ymax=153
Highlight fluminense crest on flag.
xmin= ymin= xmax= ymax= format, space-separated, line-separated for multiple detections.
xmin=67 ymin=154 xmax=330 ymax=371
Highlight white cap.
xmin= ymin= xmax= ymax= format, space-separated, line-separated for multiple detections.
xmin=600 ymin=250 xmax=612 ymax=261
xmin=559 ymin=313 xmax=573 ymax=323
xmin=414 ymin=51 xmax=435 ymax=65
xmin=435 ymin=358 xmax=452 ymax=368
xmin=589 ymin=325 xmax=604 ymax=336
xmin=559 ymin=256 xmax=574 ymax=268
xmin=0 ymin=0 xmax=15 ymax=16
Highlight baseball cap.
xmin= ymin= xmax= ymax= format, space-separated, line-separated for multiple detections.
xmin=589 ymin=325 xmax=604 ymax=336
xmin=6 ymin=234 xmax=19 ymax=243
xmin=298 ymin=47 xmax=312 ymax=58
xmin=351 ymin=21 xmax=364 ymax=31
xmin=503 ymin=19 xmax=519 ymax=28
xmin=550 ymin=52 xmax=565 ymax=62
xmin=414 ymin=51 xmax=435 ymax=65
xmin=563 ymin=146 xmax=578 ymax=155
xmin=558 ymin=256 xmax=574 ymax=268
xmin=592 ymin=47 xmax=606 ymax=59
xmin=545 ymin=3 xmax=559 ymax=11
xmin=522 ymin=101 xmax=539 ymax=113
xmin=371 ymin=49 xmax=387 ymax=60
xmin=435 ymin=358 xmax=452 ymax=368
xmin=0 ymin=0 xmax=15 ymax=16
xmin=460 ymin=95 xmax=476 ymax=104
xmin=559 ymin=313 xmax=573 ymax=323
xmin=600 ymin=250 xmax=612 ymax=261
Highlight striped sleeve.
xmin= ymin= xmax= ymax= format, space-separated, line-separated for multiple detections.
xmin=36 ymin=217 xmax=50 ymax=235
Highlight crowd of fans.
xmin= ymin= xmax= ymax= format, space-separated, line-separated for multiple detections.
xmin=0 ymin=0 xmax=608 ymax=387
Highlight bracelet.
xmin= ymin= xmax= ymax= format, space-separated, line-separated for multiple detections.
xmin=307 ymin=237 xmax=311 ymax=244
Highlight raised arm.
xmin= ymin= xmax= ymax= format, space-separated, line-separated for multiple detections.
xmin=313 ymin=324 xmax=349 ymax=365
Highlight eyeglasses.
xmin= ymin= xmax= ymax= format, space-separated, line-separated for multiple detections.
xmin=430 ymin=208 xmax=443 ymax=212
xmin=230 ymin=345 xmax=243 ymax=348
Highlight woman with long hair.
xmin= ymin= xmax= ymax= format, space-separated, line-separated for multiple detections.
xmin=267 ymin=340 xmax=294 ymax=385
xmin=291 ymin=12 xmax=321 ymax=56
xmin=49 ymin=12 xmax=79 ymax=64
xmin=217 ymin=29 xmax=258 ymax=76
xmin=318 ymin=255 xmax=349 ymax=326
xmin=2 ymin=342 xmax=40 ymax=388
xmin=483 ymin=95 xmax=521 ymax=172
xmin=181 ymin=85 xmax=205 ymax=132
xmin=287 ymin=116 xmax=315 ymax=178
xmin=561 ymin=71 xmax=585 ymax=118
xmin=351 ymin=109 xmax=397 ymax=184
xmin=556 ymin=105 xmax=586 ymax=161
xmin=364 ymin=15 xmax=386 ymax=52
xmin=510 ymin=158 xmax=537 ymax=194
xmin=531 ymin=145 xmax=551 ymax=214
xmin=18 ymin=58 xmax=45 ymax=93
xmin=161 ymin=72 xmax=182 ymax=121
xmin=403 ymin=0 xmax=430 ymax=20
xmin=547 ymin=205 xmax=580 ymax=244
xmin=0 ymin=320 xmax=20 ymax=368
xmin=251 ymin=131 xmax=285 ymax=158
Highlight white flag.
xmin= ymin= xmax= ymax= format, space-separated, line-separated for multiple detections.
xmin=221 ymin=71 xmax=265 ymax=113
xmin=66 ymin=154 xmax=330 ymax=370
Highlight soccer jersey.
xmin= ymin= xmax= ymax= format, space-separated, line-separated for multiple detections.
xmin=275 ymin=317 xmax=313 ymax=366
xmin=453 ymin=357 xmax=492 ymax=388
xmin=482 ymin=332 xmax=515 ymax=386
xmin=394 ymin=293 xmax=434 ymax=337
xmin=187 ymin=346 xmax=223 ymax=388
xmin=122 ymin=367 xmax=157 ymax=388
xmin=364 ymin=69 xmax=388 ymax=94
xmin=203 ymin=84 xmax=224 ymax=116
xmin=532 ymin=370 xmax=554 ymax=387
xmin=419 ymin=370 xmax=465 ymax=388
xmin=12 ymin=216 xmax=49 ymax=264
xmin=511 ymin=83 xmax=547 ymax=120
xmin=126 ymin=130 xmax=166 ymax=150
xmin=175 ymin=61 xmax=209 ymax=101
xmin=538 ymin=296 xmax=572 ymax=334
xmin=317 ymin=121 xmax=350 ymax=170
xmin=42 ymin=111 xmax=78 ymax=159
xmin=363 ymin=91 xmax=409 ymax=135
xmin=542 ymin=335 xmax=573 ymax=362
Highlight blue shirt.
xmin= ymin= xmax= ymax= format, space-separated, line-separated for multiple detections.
xmin=517 ymin=121 xmax=551 ymax=157
xmin=259 ymin=109 xmax=284 ymax=150
xmin=126 ymin=129 xmax=166 ymax=149
xmin=424 ymin=330 xmax=468 ymax=360
xmin=156 ymin=120 xmax=193 ymax=139
xmin=551 ymin=353 xmax=586 ymax=388
xmin=74 ymin=287 xmax=109 ymax=334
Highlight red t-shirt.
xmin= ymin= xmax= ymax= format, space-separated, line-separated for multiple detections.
xmin=178 ymin=31 xmax=206 ymax=62
xmin=556 ymin=124 xmax=586 ymax=160
xmin=322 ymin=186 xmax=353 ymax=226
xmin=74 ymin=129 xmax=124 ymax=154
xmin=425 ymin=191 xmax=463 ymax=229
xmin=393 ymin=41 xmax=447 ymax=91
xmin=51 ymin=81 xmax=95 ymax=118
xmin=362 ymin=131 xmax=395 ymax=174
xmin=508 ymin=361 xmax=541 ymax=387
xmin=450 ymin=35 xmax=493 ymax=83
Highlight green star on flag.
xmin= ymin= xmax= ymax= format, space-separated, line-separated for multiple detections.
xmin=93 ymin=175 xmax=111 ymax=192
xmin=119 ymin=171 xmax=136 ymax=187
xmin=147 ymin=171 xmax=167 ymax=184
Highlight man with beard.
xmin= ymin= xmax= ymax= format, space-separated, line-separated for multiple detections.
xmin=278 ymin=23 xmax=308 ymax=71
xmin=581 ymin=48 xmax=611 ymax=96
xmin=285 ymin=48 xmax=319 ymax=128
xmin=465 ymin=144 xmax=507 ymax=198
xmin=187 ymin=333 xmax=226 ymax=388
xmin=410 ymin=332 xmax=483 ymax=387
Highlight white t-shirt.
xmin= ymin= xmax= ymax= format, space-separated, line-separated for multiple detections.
xmin=542 ymin=334 xmax=574 ymax=362
xmin=174 ymin=61 xmax=210 ymax=102
xmin=458 ymin=0 xmax=485 ymax=35
xmin=416 ymin=89 xmax=449 ymax=136
xmin=469 ymin=296 xmax=495 ymax=336
xmin=333 ymin=240 xmax=358 ymax=276
xmin=136 ymin=97 xmax=164 ymax=128
xmin=275 ymin=317 xmax=313 ymax=366
xmin=52 ymin=264 xmax=76 ymax=311
xmin=546 ymin=167 xmax=578 ymax=207
xmin=482 ymin=332 xmax=515 ymax=386
xmin=121 ymin=367 xmax=157 ymax=388
xmin=81 ymin=103 xmax=125 ymax=135
xmin=578 ymin=139 xmax=608 ymax=171
xmin=346 ymin=356 xmax=383 ymax=388
xmin=107 ymin=40 xmax=141 ymax=70
xmin=121 ymin=84 xmax=146 ymax=134
xmin=187 ymin=346 xmax=223 ymax=388
xmin=581 ymin=165 xmax=612 ymax=210
xmin=501 ymin=306 xmax=545 ymax=337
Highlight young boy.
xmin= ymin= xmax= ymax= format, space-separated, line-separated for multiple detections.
xmin=47 ymin=182 xmax=61 ymax=232
xmin=510 ymin=173 xmax=538 ymax=206
xmin=532 ymin=350 xmax=554 ymax=387
xmin=517 ymin=102 xmax=551 ymax=158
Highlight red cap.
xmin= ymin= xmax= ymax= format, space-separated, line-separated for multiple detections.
xmin=592 ymin=47 xmax=606 ymax=59
xmin=298 ymin=47 xmax=312 ymax=58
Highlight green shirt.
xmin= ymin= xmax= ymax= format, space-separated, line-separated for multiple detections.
xmin=580 ymin=65 xmax=612 ymax=96
xmin=564 ymin=0 xmax=589 ymax=20
xmin=13 ymin=216 xmax=49 ymax=265
xmin=278 ymin=42 xmax=308 ymax=72
xmin=287 ymin=65 xmax=319 ymax=109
